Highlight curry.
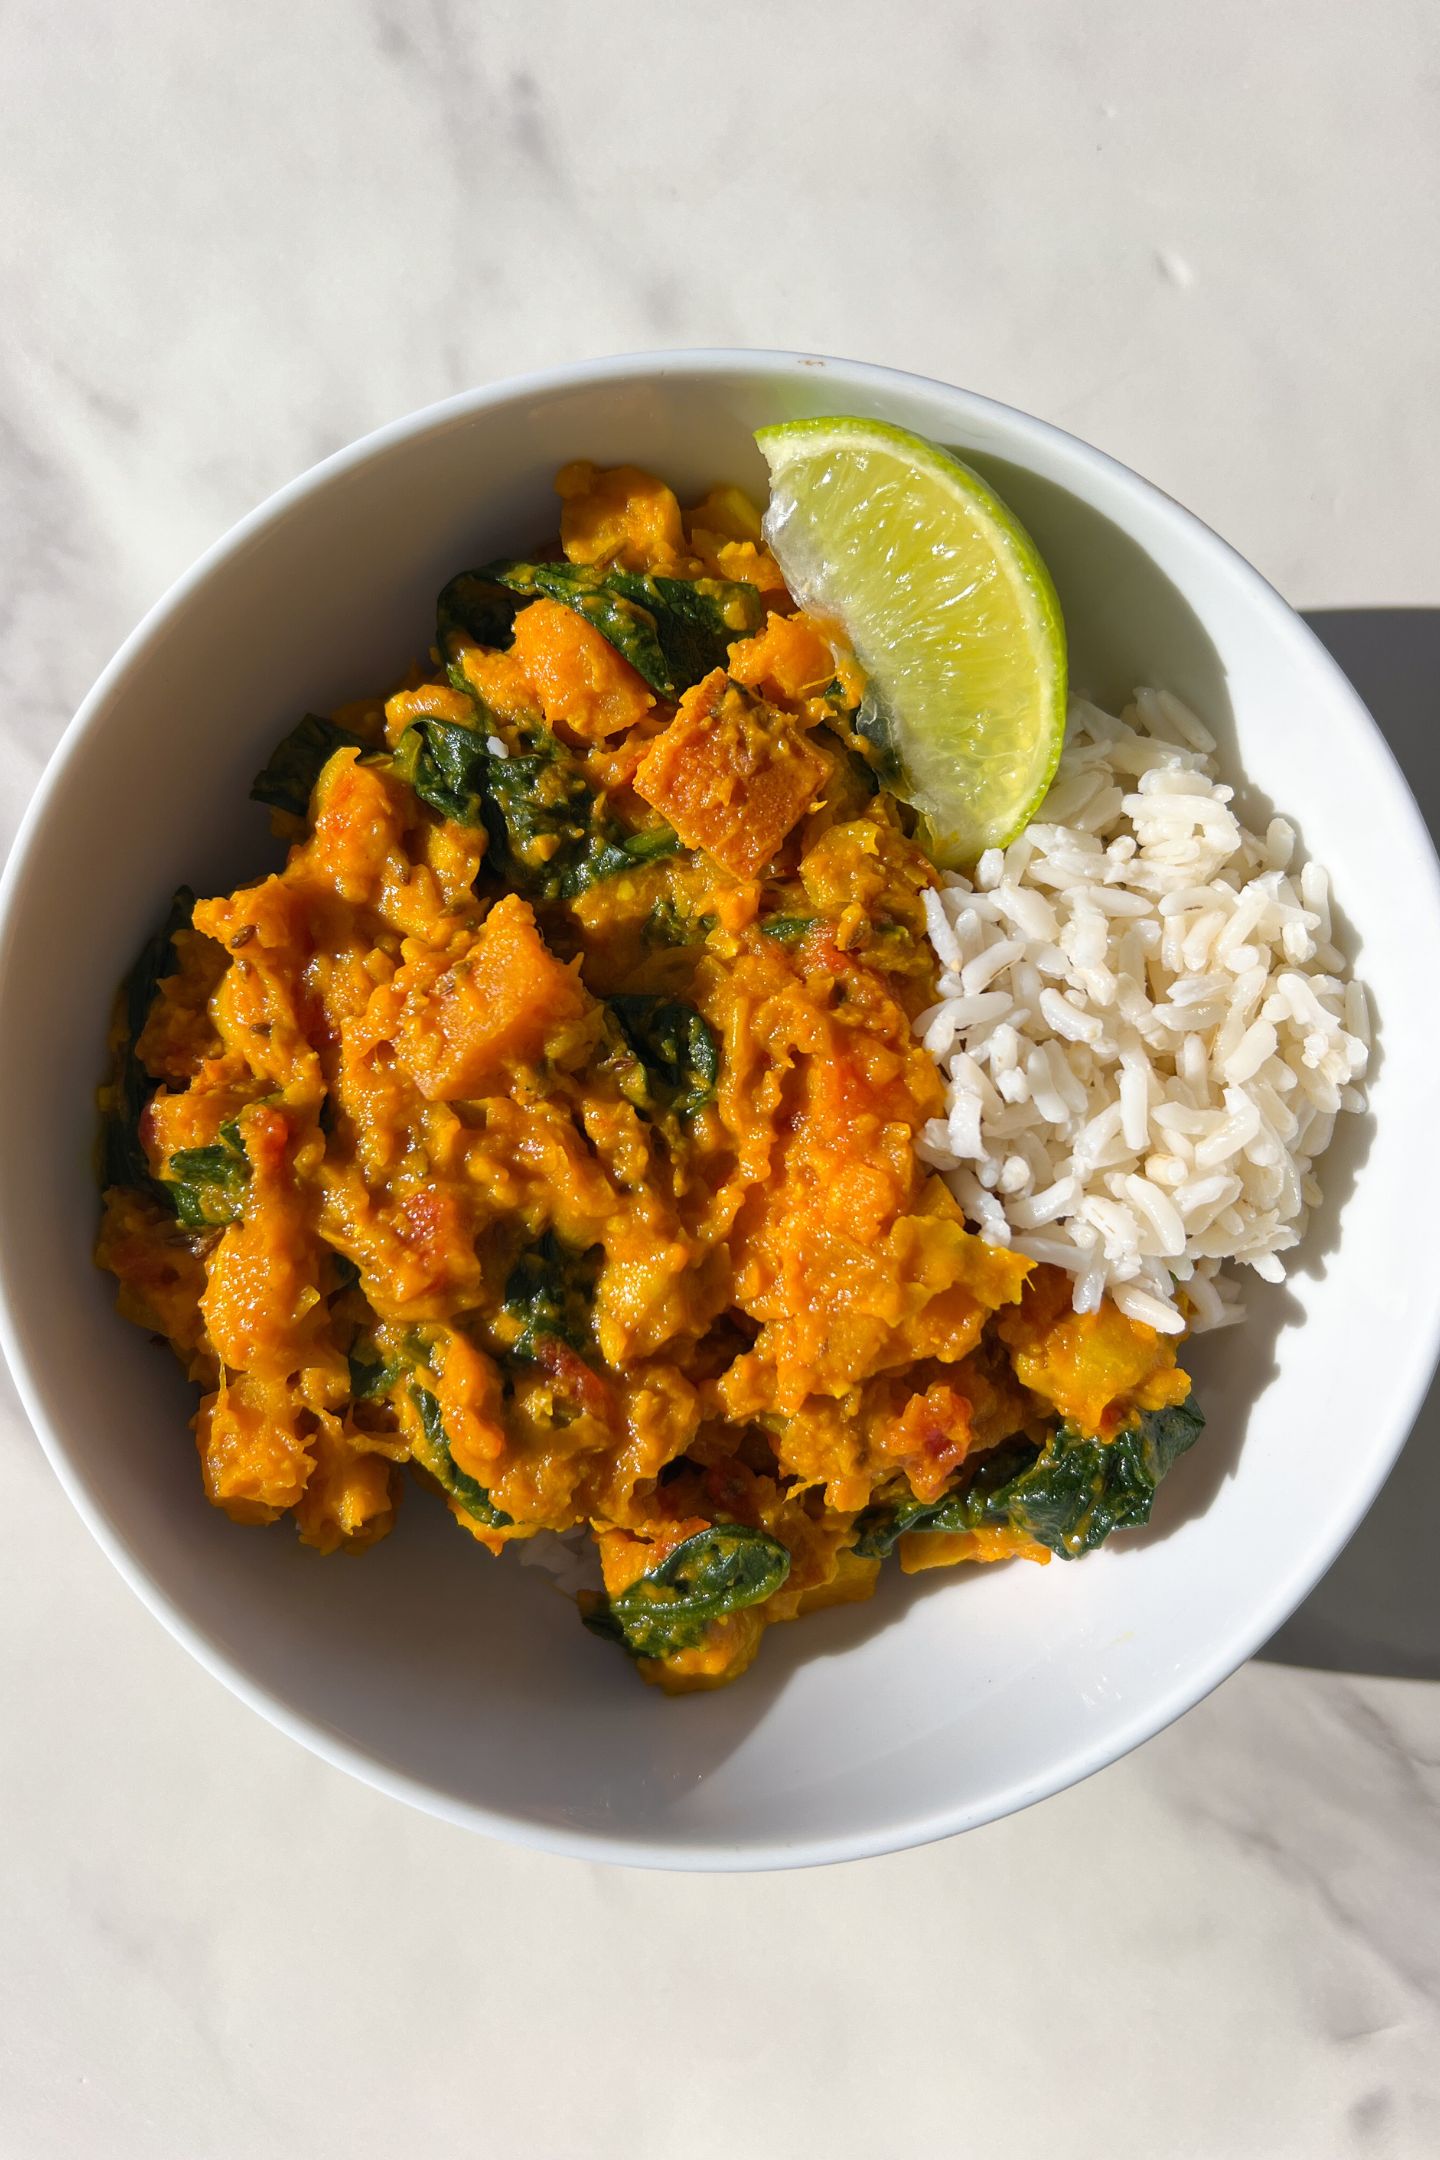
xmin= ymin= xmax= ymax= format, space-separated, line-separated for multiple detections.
xmin=97 ymin=461 xmax=1200 ymax=1690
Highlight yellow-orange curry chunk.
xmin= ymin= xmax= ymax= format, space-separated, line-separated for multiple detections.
xmin=97 ymin=461 xmax=1195 ymax=1690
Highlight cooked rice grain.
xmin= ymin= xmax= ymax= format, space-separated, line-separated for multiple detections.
xmin=916 ymin=691 xmax=1369 ymax=1332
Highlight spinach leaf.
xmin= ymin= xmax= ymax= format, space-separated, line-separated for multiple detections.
xmin=760 ymin=914 xmax=820 ymax=942
xmin=485 ymin=559 xmax=763 ymax=698
xmin=644 ymin=900 xmax=715 ymax=949
xmin=486 ymin=559 xmax=671 ymax=691
xmin=609 ymin=995 xmax=719 ymax=1118
xmin=852 ymin=1402 xmax=1204 ymax=1563
xmin=1003 ymin=1400 xmax=1205 ymax=1557
xmin=571 ymin=823 xmax=682 ymax=890
xmin=102 ymin=889 xmax=194 ymax=1196
xmin=583 ymin=1524 xmax=791 ymax=1660
xmin=251 ymin=713 xmax=370 ymax=817
xmin=852 ymin=1437 xmax=1037 ymax=1558
xmin=411 ymin=1384 xmax=512 ymax=1528
xmin=503 ymin=1233 xmax=598 ymax=1361
xmin=608 ymin=569 xmax=765 ymax=694
xmin=392 ymin=716 xmax=491 ymax=827
xmin=436 ymin=569 xmax=518 ymax=661
xmin=347 ymin=1348 xmax=407 ymax=1399
xmin=164 ymin=1118 xmax=248 ymax=1230
xmin=479 ymin=739 xmax=678 ymax=901
xmin=391 ymin=719 xmax=679 ymax=900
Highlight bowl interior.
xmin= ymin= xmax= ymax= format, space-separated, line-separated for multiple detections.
xmin=3 ymin=353 xmax=1437 ymax=1866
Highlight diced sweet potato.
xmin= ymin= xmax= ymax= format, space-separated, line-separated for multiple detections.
xmin=997 ymin=1263 xmax=1191 ymax=1437
xmin=726 ymin=610 xmax=836 ymax=702
xmin=557 ymin=461 xmax=688 ymax=572
xmin=195 ymin=1372 xmax=314 ymax=1523
xmin=396 ymin=894 xmax=588 ymax=1100
xmin=633 ymin=669 xmax=831 ymax=878
xmin=305 ymin=750 xmax=410 ymax=905
xmin=685 ymin=485 xmax=764 ymax=547
xmin=510 ymin=597 xmax=653 ymax=742
xmin=455 ymin=643 xmax=540 ymax=727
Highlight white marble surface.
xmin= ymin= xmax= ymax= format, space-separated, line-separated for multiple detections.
xmin=3 ymin=2 xmax=1438 ymax=2153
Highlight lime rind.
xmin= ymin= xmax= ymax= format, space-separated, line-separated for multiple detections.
xmin=755 ymin=417 xmax=1067 ymax=866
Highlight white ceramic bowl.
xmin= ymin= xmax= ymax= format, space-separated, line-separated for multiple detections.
xmin=2 ymin=351 xmax=1437 ymax=1870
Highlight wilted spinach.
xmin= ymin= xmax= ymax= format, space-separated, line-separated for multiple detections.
xmin=609 ymin=995 xmax=719 ymax=1119
xmin=251 ymin=712 xmax=370 ymax=817
xmin=644 ymin=899 xmax=716 ymax=949
xmin=102 ymin=888 xmax=194 ymax=1197
xmin=484 ymin=559 xmax=763 ymax=698
xmin=436 ymin=568 xmax=519 ymax=661
xmin=853 ymin=1400 xmax=1205 ymax=1562
xmin=164 ymin=1118 xmax=248 ymax=1230
xmin=392 ymin=716 xmax=491 ymax=828
xmin=392 ymin=719 xmax=678 ymax=901
xmin=1005 ymin=1400 xmax=1205 ymax=1556
xmin=759 ymin=914 xmax=820 ymax=942
xmin=411 ymin=1383 xmax=512 ymax=1528
xmin=503 ymin=1233 xmax=598 ymax=1362
xmin=347 ymin=1347 xmax=407 ymax=1399
xmin=583 ymin=1524 xmax=791 ymax=1660
xmin=852 ymin=1437 xmax=1038 ymax=1558
xmin=572 ymin=823 xmax=682 ymax=890
xmin=607 ymin=568 xmax=764 ymax=695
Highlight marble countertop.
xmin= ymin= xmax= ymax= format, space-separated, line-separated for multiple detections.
xmin=2 ymin=3 xmax=1437 ymax=2153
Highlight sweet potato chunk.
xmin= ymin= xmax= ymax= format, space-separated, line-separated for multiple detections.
xmin=726 ymin=610 xmax=836 ymax=703
xmin=511 ymin=597 xmax=653 ymax=742
xmin=396 ymin=894 xmax=587 ymax=1100
xmin=557 ymin=460 xmax=688 ymax=573
xmin=997 ymin=1264 xmax=1191 ymax=1437
xmin=633 ymin=670 xmax=830 ymax=878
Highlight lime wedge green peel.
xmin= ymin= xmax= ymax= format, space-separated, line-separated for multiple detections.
xmin=755 ymin=417 xmax=1067 ymax=868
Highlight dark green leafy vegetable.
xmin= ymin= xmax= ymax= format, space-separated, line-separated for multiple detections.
xmin=852 ymin=1438 xmax=1037 ymax=1558
xmin=573 ymin=823 xmax=682 ymax=890
xmin=1003 ymin=1401 xmax=1205 ymax=1557
xmin=759 ymin=915 xmax=820 ymax=942
xmin=392 ymin=717 xmax=491 ymax=828
xmin=853 ymin=1401 xmax=1204 ymax=1562
xmin=583 ymin=1524 xmax=791 ymax=1660
xmin=609 ymin=995 xmax=719 ymax=1118
xmin=644 ymin=900 xmax=716 ymax=948
xmin=164 ymin=1118 xmax=248 ymax=1230
xmin=102 ymin=889 xmax=194 ymax=1197
xmin=251 ymin=713 xmax=370 ymax=817
xmin=488 ymin=560 xmax=671 ymax=692
xmin=436 ymin=569 xmax=518 ymax=660
xmin=392 ymin=719 xmax=680 ymax=901
xmin=503 ymin=1233 xmax=599 ymax=1361
xmin=347 ymin=1348 xmax=407 ymax=1399
xmin=608 ymin=568 xmax=765 ymax=694
xmin=411 ymin=1384 xmax=512 ymax=1528
xmin=484 ymin=559 xmax=764 ymax=698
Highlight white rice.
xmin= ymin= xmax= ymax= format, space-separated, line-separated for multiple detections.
xmin=518 ymin=1527 xmax=603 ymax=1594
xmin=915 ymin=690 xmax=1370 ymax=1334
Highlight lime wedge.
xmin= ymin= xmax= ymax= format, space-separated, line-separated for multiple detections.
xmin=755 ymin=417 xmax=1067 ymax=866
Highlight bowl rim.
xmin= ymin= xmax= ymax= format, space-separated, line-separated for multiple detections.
xmin=3 ymin=344 xmax=1438 ymax=1871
